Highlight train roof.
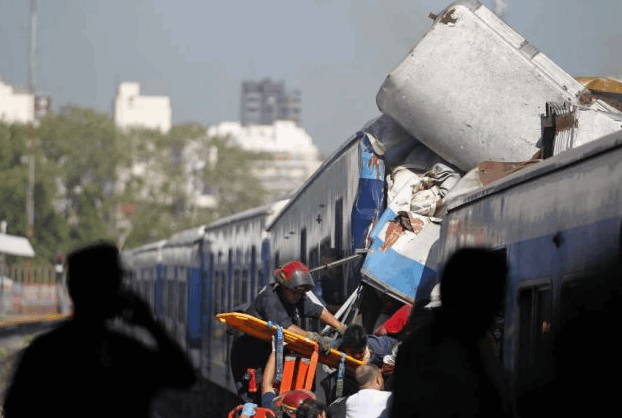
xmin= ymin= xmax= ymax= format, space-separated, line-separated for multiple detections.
xmin=448 ymin=129 xmax=622 ymax=211
xmin=164 ymin=225 xmax=207 ymax=247
xmin=130 ymin=239 xmax=168 ymax=254
xmin=266 ymin=129 xmax=364 ymax=231
xmin=206 ymin=199 xmax=290 ymax=231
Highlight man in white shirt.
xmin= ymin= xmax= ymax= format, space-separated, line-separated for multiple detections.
xmin=339 ymin=364 xmax=392 ymax=418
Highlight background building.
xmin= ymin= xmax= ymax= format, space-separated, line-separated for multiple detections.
xmin=0 ymin=78 xmax=34 ymax=124
xmin=113 ymin=81 xmax=171 ymax=134
xmin=241 ymin=79 xmax=301 ymax=126
xmin=207 ymin=120 xmax=322 ymax=202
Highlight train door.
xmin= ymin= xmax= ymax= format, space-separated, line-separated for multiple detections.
xmin=225 ymin=249 xmax=234 ymax=382
xmin=261 ymin=239 xmax=270 ymax=288
xmin=202 ymin=249 xmax=213 ymax=375
xmin=188 ymin=242 xmax=203 ymax=353
xmin=514 ymin=282 xmax=552 ymax=412
xmin=155 ymin=264 xmax=164 ymax=321
xmin=250 ymin=246 xmax=257 ymax=298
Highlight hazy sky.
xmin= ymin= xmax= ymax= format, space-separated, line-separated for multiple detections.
xmin=1 ymin=0 xmax=620 ymax=156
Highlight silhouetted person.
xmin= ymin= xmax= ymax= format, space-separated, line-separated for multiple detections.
xmin=3 ymin=241 xmax=196 ymax=418
xmin=390 ymin=248 xmax=510 ymax=418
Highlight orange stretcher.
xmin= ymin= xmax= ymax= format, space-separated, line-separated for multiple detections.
xmin=217 ymin=312 xmax=364 ymax=376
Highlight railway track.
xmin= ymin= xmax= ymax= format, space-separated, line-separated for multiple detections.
xmin=0 ymin=315 xmax=68 ymax=413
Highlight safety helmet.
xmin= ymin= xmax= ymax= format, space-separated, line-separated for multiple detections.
xmin=227 ymin=405 xmax=276 ymax=418
xmin=274 ymin=389 xmax=316 ymax=418
xmin=275 ymin=261 xmax=314 ymax=292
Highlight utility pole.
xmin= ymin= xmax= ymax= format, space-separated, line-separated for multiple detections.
xmin=27 ymin=0 xmax=37 ymax=242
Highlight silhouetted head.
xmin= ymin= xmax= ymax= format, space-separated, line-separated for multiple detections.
xmin=67 ymin=241 xmax=123 ymax=322
xmin=340 ymin=324 xmax=368 ymax=360
xmin=439 ymin=248 xmax=507 ymax=336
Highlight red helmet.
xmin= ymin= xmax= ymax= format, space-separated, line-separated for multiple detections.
xmin=274 ymin=389 xmax=316 ymax=417
xmin=275 ymin=261 xmax=314 ymax=292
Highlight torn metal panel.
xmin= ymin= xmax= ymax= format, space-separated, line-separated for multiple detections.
xmin=576 ymin=77 xmax=622 ymax=111
xmin=377 ymin=0 xmax=621 ymax=171
xmin=360 ymin=115 xmax=418 ymax=171
xmin=477 ymin=160 xmax=542 ymax=187
xmin=361 ymin=172 xmax=447 ymax=304
xmin=361 ymin=208 xmax=441 ymax=304
xmin=542 ymin=101 xmax=622 ymax=157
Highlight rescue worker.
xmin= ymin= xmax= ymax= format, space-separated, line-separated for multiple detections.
xmin=231 ymin=261 xmax=346 ymax=404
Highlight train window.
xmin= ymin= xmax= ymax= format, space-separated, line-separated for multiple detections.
xmin=490 ymin=248 xmax=508 ymax=362
xmin=228 ymin=249 xmax=233 ymax=311
xmin=168 ymin=278 xmax=174 ymax=319
xmin=320 ymin=244 xmax=344 ymax=306
xmin=233 ymin=270 xmax=240 ymax=307
xmin=300 ymin=228 xmax=307 ymax=265
xmin=220 ymin=271 xmax=227 ymax=313
xmin=251 ymin=246 xmax=257 ymax=297
xmin=162 ymin=278 xmax=168 ymax=317
xmin=517 ymin=284 xmax=552 ymax=382
xmin=274 ymin=251 xmax=280 ymax=271
xmin=179 ymin=281 xmax=186 ymax=323
xmin=308 ymin=247 xmax=319 ymax=270
xmin=242 ymin=269 xmax=249 ymax=304
xmin=308 ymin=246 xmax=320 ymax=297
xmin=560 ymin=280 xmax=582 ymax=314
xmin=212 ymin=271 xmax=220 ymax=314
xmin=334 ymin=198 xmax=343 ymax=253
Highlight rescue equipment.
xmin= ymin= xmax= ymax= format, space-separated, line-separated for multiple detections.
xmin=217 ymin=312 xmax=364 ymax=374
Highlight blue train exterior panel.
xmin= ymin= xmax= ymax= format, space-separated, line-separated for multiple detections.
xmin=439 ymin=130 xmax=622 ymax=397
xmin=351 ymin=135 xmax=386 ymax=251
xmin=187 ymin=267 xmax=202 ymax=349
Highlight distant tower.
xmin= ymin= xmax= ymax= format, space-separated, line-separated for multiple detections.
xmin=28 ymin=0 xmax=37 ymax=95
xmin=27 ymin=0 xmax=38 ymax=241
xmin=240 ymin=79 xmax=301 ymax=126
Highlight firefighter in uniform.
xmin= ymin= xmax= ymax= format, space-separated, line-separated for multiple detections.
xmin=230 ymin=261 xmax=345 ymax=404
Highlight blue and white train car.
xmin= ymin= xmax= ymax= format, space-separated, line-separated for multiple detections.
xmin=129 ymin=239 xmax=167 ymax=315
xmin=267 ymin=119 xmax=391 ymax=311
xmin=201 ymin=199 xmax=288 ymax=392
xmin=436 ymin=129 xmax=622 ymax=402
xmin=161 ymin=226 xmax=207 ymax=368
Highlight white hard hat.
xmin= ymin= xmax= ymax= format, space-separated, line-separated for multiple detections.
xmin=424 ymin=284 xmax=441 ymax=309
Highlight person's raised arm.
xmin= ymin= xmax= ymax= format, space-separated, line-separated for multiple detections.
xmin=261 ymin=351 xmax=278 ymax=409
xmin=320 ymin=308 xmax=346 ymax=334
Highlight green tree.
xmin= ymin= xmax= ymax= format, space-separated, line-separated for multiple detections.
xmin=0 ymin=122 xmax=70 ymax=266
xmin=202 ymin=136 xmax=271 ymax=218
xmin=36 ymin=107 xmax=126 ymax=249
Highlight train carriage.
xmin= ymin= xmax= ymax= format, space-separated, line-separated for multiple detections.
xmin=201 ymin=199 xmax=288 ymax=391
xmin=161 ymin=226 xmax=207 ymax=368
xmin=437 ymin=129 xmax=622 ymax=403
xmin=129 ymin=239 xmax=167 ymax=315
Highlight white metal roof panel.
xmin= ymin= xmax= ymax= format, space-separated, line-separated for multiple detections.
xmin=0 ymin=234 xmax=35 ymax=257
